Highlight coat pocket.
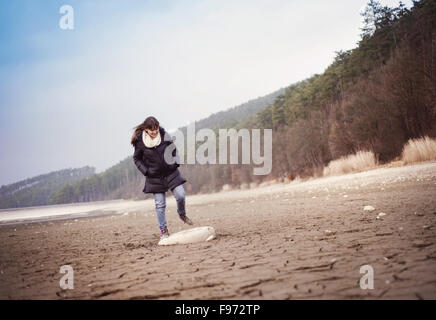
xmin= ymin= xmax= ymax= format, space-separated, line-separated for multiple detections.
xmin=146 ymin=177 xmax=163 ymax=184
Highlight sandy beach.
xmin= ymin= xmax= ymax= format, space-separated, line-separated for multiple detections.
xmin=1 ymin=162 xmax=435 ymax=299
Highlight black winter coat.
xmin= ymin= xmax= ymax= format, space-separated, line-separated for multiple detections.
xmin=133 ymin=127 xmax=186 ymax=194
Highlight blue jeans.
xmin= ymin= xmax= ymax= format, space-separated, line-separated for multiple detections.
xmin=153 ymin=184 xmax=186 ymax=229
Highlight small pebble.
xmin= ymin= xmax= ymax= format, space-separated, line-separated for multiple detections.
xmin=376 ymin=212 xmax=386 ymax=219
xmin=364 ymin=206 xmax=376 ymax=212
xmin=324 ymin=230 xmax=336 ymax=236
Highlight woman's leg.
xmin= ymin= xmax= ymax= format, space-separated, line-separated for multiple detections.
xmin=172 ymin=185 xmax=186 ymax=216
xmin=153 ymin=192 xmax=167 ymax=229
xmin=172 ymin=185 xmax=193 ymax=225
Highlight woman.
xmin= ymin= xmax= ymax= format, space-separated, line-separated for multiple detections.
xmin=131 ymin=116 xmax=193 ymax=240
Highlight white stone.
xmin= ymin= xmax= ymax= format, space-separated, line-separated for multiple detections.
xmin=158 ymin=226 xmax=216 ymax=246
xmin=324 ymin=230 xmax=336 ymax=236
xmin=364 ymin=205 xmax=376 ymax=212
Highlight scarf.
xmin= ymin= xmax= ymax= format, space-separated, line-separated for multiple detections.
xmin=142 ymin=130 xmax=161 ymax=148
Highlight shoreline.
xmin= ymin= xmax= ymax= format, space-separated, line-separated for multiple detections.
xmin=1 ymin=161 xmax=436 ymax=226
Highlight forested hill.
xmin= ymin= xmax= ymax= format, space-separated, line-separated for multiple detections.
xmin=0 ymin=167 xmax=95 ymax=209
xmin=182 ymin=87 xmax=286 ymax=131
xmin=2 ymin=0 xmax=435 ymax=208
xmin=247 ymin=0 xmax=436 ymax=177
xmin=170 ymin=0 xmax=436 ymax=191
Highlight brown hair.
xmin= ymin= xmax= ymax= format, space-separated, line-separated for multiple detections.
xmin=130 ymin=116 xmax=160 ymax=146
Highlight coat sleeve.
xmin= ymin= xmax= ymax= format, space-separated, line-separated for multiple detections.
xmin=133 ymin=143 xmax=148 ymax=176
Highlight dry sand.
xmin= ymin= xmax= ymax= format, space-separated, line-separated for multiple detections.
xmin=1 ymin=162 xmax=435 ymax=299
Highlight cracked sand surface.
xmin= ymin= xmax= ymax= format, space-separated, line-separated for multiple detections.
xmin=0 ymin=162 xmax=435 ymax=299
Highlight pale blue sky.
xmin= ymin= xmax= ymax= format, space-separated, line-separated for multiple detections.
xmin=0 ymin=0 xmax=411 ymax=186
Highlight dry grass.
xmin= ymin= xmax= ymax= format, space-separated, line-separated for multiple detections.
xmin=402 ymin=136 xmax=436 ymax=164
xmin=323 ymin=151 xmax=378 ymax=177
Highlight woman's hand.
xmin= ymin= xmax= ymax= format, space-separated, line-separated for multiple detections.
xmin=133 ymin=144 xmax=148 ymax=177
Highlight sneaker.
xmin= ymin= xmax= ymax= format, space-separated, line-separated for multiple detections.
xmin=159 ymin=226 xmax=169 ymax=239
xmin=179 ymin=214 xmax=193 ymax=225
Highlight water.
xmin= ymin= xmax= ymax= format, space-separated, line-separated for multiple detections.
xmin=0 ymin=199 xmax=153 ymax=225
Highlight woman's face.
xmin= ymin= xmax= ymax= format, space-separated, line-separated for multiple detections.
xmin=146 ymin=126 xmax=159 ymax=139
